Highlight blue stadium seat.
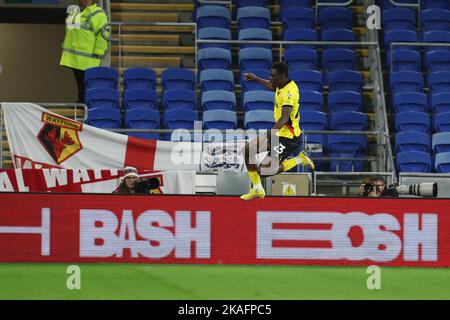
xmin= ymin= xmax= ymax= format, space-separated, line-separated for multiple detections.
xmin=203 ymin=110 xmax=238 ymax=130
xmin=389 ymin=71 xmax=424 ymax=94
xmin=421 ymin=9 xmax=450 ymax=33
xmin=328 ymin=70 xmax=363 ymax=92
xmin=282 ymin=7 xmax=314 ymax=29
xmin=164 ymin=108 xmax=199 ymax=130
xmin=322 ymin=48 xmax=356 ymax=72
xmin=236 ymin=0 xmax=268 ymax=8
xmin=435 ymin=152 xmax=450 ymax=173
xmin=162 ymin=89 xmax=196 ymax=110
xmin=433 ymin=111 xmax=450 ymax=132
xmin=395 ymin=131 xmax=430 ymax=153
xmin=123 ymin=89 xmax=158 ymax=110
xmin=237 ymin=6 xmax=271 ymax=30
xmin=395 ymin=111 xmax=430 ymax=133
xmin=243 ymin=91 xmax=275 ymax=111
xmin=432 ymin=132 xmax=450 ymax=153
xmin=422 ymin=30 xmax=450 ymax=52
xmin=164 ymin=109 xmax=199 ymax=141
xmin=161 ymin=68 xmax=195 ymax=91
xmin=196 ymin=6 xmax=231 ymax=29
xmin=244 ymin=110 xmax=275 ymax=130
xmin=199 ymin=69 xmax=234 ymax=92
xmin=382 ymin=8 xmax=416 ymax=31
xmin=320 ymin=28 xmax=355 ymax=49
xmin=299 ymin=91 xmax=323 ymax=111
xmin=396 ymin=151 xmax=432 ymax=173
xmin=85 ymin=67 xmax=118 ymax=90
xmin=327 ymin=135 xmax=368 ymax=172
xmin=428 ymin=71 xmax=450 ymax=94
xmin=300 ymin=110 xmax=327 ymax=130
xmin=290 ymin=70 xmax=323 ymax=92
xmin=431 ymin=92 xmax=450 ymax=114
xmin=421 ymin=0 xmax=449 ymax=10
xmin=329 ymin=111 xmax=368 ymax=131
xmin=319 ymin=7 xmax=353 ymax=30
xmin=384 ymin=30 xmax=417 ymax=54
xmin=283 ymin=28 xmax=317 ymax=49
xmin=284 ymin=48 xmax=318 ymax=71
xmin=328 ymin=91 xmax=362 ymax=113
xmin=241 ymin=69 xmax=271 ymax=91
xmin=87 ymin=108 xmax=122 ymax=129
xmin=123 ymin=68 xmax=156 ymax=91
xmin=425 ymin=50 xmax=450 ymax=72
xmin=393 ymin=92 xmax=428 ymax=113
xmin=239 ymin=48 xmax=272 ymax=71
xmin=201 ymin=90 xmax=236 ymax=111
xmin=125 ymin=108 xmax=160 ymax=140
xmin=198 ymin=27 xmax=232 ymax=50
xmin=198 ymin=48 xmax=232 ymax=71
xmin=387 ymin=49 xmax=421 ymax=72
xmin=85 ymin=88 xmax=120 ymax=109
xmin=238 ymin=28 xmax=272 ymax=49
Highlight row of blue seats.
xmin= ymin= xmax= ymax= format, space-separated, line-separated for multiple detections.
xmin=396 ymin=131 xmax=450 ymax=154
xmin=199 ymin=46 xmax=359 ymax=75
xmin=196 ymin=5 xmax=354 ymax=30
xmin=389 ymin=49 xmax=450 ymax=73
xmin=390 ymin=71 xmax=450 ymax=95
xmin=382 ymin=8 xmax=450 ymax=33
xmin=396 ymin=151 xmax=450 ymax=173
xmin=385 ymin=30 xmax=450 ymax=51
xmin=85 ymin=67 xmax=195 ymax=91
xmin=381 ymin=0 xmax=450 ymax=10
xmin=394 ymin=111 xmax=450 ymax=133
xmin=199 ymin=27 xmax=356 ymax=50
xmin=392 ymin=92 xmax=450 ymax=114
xmin=84 ymin=86 xmax=363 ymax=113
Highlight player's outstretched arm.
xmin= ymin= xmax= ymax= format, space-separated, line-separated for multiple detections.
xmin=243 ymin=72 xmax=274 ymax=91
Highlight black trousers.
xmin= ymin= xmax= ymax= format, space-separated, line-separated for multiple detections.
xmin=72 ymin=68 xmax=86 ymax=104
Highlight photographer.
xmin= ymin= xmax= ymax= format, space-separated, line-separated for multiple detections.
xmin=113 ymin=166 xmax=160 ymax=194
xmin=359 ymin=176 xmax=386 ymax=197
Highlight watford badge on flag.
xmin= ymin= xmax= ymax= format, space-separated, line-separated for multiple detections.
xmin=37 ymin=113 xmax=83 ymax=164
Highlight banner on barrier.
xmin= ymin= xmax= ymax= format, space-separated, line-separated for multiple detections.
xmin=2 ymin=103 xmax=248 ymax=172
xmin=0 ymin=194 xmax=448 ymax=267
xmin=0 ymin=169 xmax=195 ymax=194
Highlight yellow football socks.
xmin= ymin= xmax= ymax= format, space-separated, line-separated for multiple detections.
xmin=281 ymin=157 xmax=301 ymax=172
xmin=248 ymin=170 xmax=263 ymax=191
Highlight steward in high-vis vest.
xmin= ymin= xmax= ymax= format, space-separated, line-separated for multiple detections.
xmin=60 ymin=0 xmax=109 ymax=103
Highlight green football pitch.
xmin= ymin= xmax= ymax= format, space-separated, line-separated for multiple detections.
xmin=0 ymin=263 xmax=449 ymax=300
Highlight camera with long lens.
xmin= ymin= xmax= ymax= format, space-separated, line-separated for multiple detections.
xmin=381 ymin=182 xmax=438 ymax=198
xmin=363 ymin=183 xmax=375 ymax=196
xmin=135 ymin=177 xmax=160 ymax=194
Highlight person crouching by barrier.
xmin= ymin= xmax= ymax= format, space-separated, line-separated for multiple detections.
xmin=113 ymin=166 xmax=160 ymax=194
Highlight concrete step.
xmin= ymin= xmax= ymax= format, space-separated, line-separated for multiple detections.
xmin=111 ymin=12 xmax=179 ymax=23
xmin=117 ymin=34 xmax=180 ymax=45
xmin=112 ymin=45 xmax=195 ymax=55
xmin=111 ymin=3 xmax=194 ymax=12
xmin=111 ymin=25 xmax=194 ymax=33
xmin=112 ymin=56 xmax=182 ymax=68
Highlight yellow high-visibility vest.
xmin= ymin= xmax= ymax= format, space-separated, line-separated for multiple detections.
xmin=60 ymin=3 xmax=109 ymax=70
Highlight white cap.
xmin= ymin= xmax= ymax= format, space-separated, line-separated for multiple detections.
xmin=122 ymin=166 xmax=139 ymax=179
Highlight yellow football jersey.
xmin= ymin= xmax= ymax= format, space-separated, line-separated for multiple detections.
xmin=274 ymin=80 xmax=301 ymax=139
